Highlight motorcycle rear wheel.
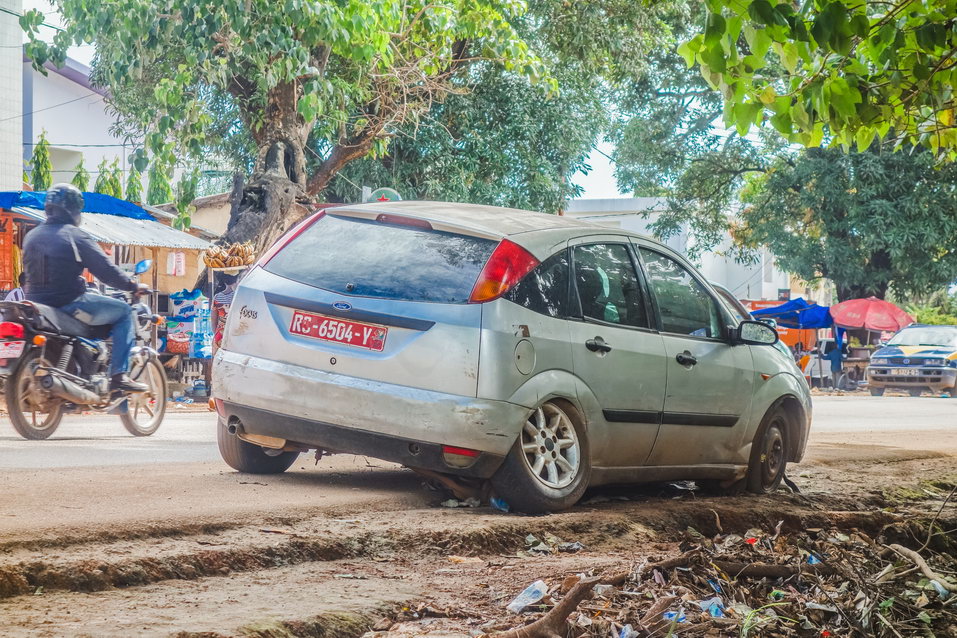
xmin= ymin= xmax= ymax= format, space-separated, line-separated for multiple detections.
xmin=5 ymin=352 xmax=64 ymax=440
xmin=120 ymin=358 xmax=167 ymax=436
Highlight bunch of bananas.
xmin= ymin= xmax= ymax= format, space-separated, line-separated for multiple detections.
xmin=203 ymin=242 xmax=255 ymax=268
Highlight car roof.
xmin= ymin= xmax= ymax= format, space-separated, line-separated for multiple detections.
xmin=332 ymin=200 xmax=619 ymax=237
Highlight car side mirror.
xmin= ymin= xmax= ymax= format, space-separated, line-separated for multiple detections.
xmin=736 ymin=320 xmax=779 ymax=346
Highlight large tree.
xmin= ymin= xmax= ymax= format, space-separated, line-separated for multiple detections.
xmin=686 ymin=0 xmax=957 ymax=157
xmin=737 ymin=145 xmax=957 ymax=301
xmin=330 ymin=0 xmax=683 ymax=213
xmin=24 ymin=1 xmax=548 ymax=248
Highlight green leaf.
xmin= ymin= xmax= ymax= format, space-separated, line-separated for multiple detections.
xmin=704 ymin=11 xmax=726 ymax=46
xmin=855 ymin=126 xmax=876 ymax=151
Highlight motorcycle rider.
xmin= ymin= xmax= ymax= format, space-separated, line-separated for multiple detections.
xmin=22 ymin=183 xmax=149 ymax=393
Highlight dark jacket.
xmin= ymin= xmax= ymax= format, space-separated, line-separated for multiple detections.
xmin=23 ymin=220 xmax=136 ymax=307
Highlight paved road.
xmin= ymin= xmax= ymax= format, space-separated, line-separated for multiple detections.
xmin=0 ymin=395 xmax=954 ymax=469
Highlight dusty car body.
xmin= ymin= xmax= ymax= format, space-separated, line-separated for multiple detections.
xmin=213 ymin=201 xmax=812 ymax=512
xmin=866 ymin=324 xmax=957 ymax=396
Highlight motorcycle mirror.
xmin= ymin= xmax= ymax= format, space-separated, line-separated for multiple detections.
xmin=134 ymin=259 xmax=152 ymax=274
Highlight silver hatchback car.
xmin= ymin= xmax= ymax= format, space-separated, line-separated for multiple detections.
xmin=213 ymin=202 xmax=811 ymax=512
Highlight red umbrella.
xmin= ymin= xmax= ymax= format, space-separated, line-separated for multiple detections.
xmin=829 ymin=297 xmax=915 ymax=332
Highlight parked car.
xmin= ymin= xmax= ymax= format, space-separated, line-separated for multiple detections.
xmin=865 ymin=324 xmax=957 ymax=397
xmin=709 ymin=283 xmax=800 ymax=366
xmin=212 ymin=202 xmax=812 ymax=512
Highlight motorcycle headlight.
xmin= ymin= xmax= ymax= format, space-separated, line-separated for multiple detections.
xmin=871 ymin=358 xmax=888 ymax=365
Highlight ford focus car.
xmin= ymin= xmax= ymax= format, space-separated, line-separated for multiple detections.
xmin=212 ymin=201 xmax=812 ymax=513
xmin=866 ymin=324 xmax=957 ymax=397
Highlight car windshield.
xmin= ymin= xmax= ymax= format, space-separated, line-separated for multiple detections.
xmin=887 ymin=326 xmax=957 ymax=348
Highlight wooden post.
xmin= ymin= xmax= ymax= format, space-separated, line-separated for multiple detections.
xmin=151 ymin=247 xmax=159 ymax=349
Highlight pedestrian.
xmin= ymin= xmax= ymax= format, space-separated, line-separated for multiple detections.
xmin=4 ymin=273 xmax=25 ymax=302
xmin=824 ymin=340 xmax=845 ymax=388
xmin=213 ymin=274 xmax=237 ymax=307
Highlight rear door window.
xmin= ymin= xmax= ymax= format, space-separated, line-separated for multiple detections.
xmin=504 ymin=251 xmax=570 ymax=318
xmin=265 ymin=214 xmax=497 ymax=303
xmin=572 ymin=244 xmax=649 ymax=328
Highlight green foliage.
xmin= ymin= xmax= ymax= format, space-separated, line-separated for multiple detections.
xmin=738 ymin=146 xmax=957 ymax=301
xmin=107 ymin=158 xmax=124 ymax=198
xmin=24 ymin=0 xmax=551 ymax=197
xmin=93 ymin=158 xmax=118 ymax=196
xmin=173 ymin=168 xmax=200 ymax=230
xmin=330 ymin=0 xmax=681 ymax=212
xmin=71 ymin=157 xmax=90 ymax=191
xmin=125 ymin=165 xmax=143 ymax=203
xmin=905 ymin=290 xmax=957 ymax=326
xmin=688 ymin=0 xmax=957 ymax=158
xmin=146 ymin=159 xmax=173 ymax=206
xmin=30 ymin=130 xmax=52 ymax=191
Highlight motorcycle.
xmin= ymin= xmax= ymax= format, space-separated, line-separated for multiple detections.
xmin=0 ymin=259 xmax=167 ymax=440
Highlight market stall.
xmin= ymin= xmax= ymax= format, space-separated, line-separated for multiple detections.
xmin=0 ymin=190 xmax=215 ymax=396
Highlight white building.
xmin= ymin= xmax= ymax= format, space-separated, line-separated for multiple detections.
xmin=0 ymin=0 xmax=23 ymax=189
xmin=22 ymin=55 xmax=135 ymax=187
xmin=0 ymin=1 xmax=135 ymax=192
xmin=564 ymin=197 xmax=792 ymax=301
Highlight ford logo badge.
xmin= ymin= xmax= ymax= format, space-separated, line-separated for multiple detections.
xmin=333 ymin=301 xmax=352 ymax=311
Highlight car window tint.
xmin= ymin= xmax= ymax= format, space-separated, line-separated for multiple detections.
xmin=505 ymin=251 xmax=570 ymax=318
xmin=264 ymin=214 xmax=496 ymax=303
xmin=639 ymin=248 xmax=722 ymax=338
xmin=572 ymin=244 xmax=648 ymax=328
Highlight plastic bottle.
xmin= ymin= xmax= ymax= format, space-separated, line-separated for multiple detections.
xmin=506 ymin=580 xmax=548 ymax=613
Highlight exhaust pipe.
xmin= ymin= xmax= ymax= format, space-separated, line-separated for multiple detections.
xmin=226 ymin=423 xmax=238 ymax=435
xmin=39 ymin=373 xmax=100 ymax=405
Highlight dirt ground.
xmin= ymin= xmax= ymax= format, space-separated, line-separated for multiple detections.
xmin=0 ymin=398 xmax=955 ymax=637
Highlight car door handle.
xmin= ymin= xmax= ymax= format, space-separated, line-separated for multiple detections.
xmin=676 ymin=351 xmax=697 ymax=366
xmin=585 ymin=337 xmax=612 ymax=353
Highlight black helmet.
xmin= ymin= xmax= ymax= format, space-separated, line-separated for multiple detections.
xmin=45 ymin=183 xmax=84 ymax=225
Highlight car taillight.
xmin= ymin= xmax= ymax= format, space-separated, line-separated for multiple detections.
xmin=0 ymin=322 xmax=24 ymax=339
xmin=253 ymin=210 xmax=326 ymax=268
xmin=469 ymin=239 xmax=539 ymax=303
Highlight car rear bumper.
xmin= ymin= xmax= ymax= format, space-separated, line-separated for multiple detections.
xmin=213 ymin=349 xmax=526 ymax=473
xmin=866 ymin=367 xmax=957 ymax=392
xmin=223 ymin=402 xmax=506 ymax=478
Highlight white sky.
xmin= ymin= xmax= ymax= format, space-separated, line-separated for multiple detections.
xmin=22 ymin=1 xmax=624 ymax=199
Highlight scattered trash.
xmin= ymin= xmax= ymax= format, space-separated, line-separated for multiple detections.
xmin=807 ymin=553 xmax=823 ymax=565
xmin=440 ymin=497 xmax=480 ymax=508
xmin=447 ymin=555 xmax=484 ymax=565
xmin=557 ymin=541 xmax=585 ymax=553
xmin=662 ymin=610 xmax=686 ymax=623
xmin=592 ymin=584 xmax=615 ymax=597
xmin=618 ymin=623 xmax=639 ymax=638
xmin=697 ymin=596 xmax=725 ymax=617
xmin=506 ymin=579 xmax=548 ymax=613
xmin=520 ymin=533 xmax=584 ymax=556
xmin=490 ymin=497 xmax=510 ymax=512
xmin=333 ymin=573 xmax=368 ymax=580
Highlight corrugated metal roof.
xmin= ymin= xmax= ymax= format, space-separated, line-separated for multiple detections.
xmin=11 ymin=207 xmax=211 ymax=250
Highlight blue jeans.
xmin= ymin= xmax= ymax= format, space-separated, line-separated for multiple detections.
xmin=59 ymin=293 xmax=134 ymax=376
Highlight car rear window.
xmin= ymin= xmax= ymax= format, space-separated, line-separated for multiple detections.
xmin=264 ymin=214 xmax=498 ymax=303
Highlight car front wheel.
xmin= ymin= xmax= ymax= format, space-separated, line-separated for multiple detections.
xmin=490 ymin=401 xmax=590 ymax=514
xmin=746 ymin=410 xmax=790 ymax=494
xmin=217 ymin=418 xmax=299 ymax=474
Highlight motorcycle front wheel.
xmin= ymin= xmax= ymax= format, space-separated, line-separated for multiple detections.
xmin=5 ymin=352 xmax=64 ymax=440
xmin=120 ymin=357 xmax=167 ymax=436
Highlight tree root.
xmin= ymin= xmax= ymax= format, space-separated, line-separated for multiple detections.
xmin=885 ymin=543 xmax=957 ymax=592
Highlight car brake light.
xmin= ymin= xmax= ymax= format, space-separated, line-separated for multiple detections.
xmin=253 ymin=210 xmax=326 ymax=268
xmin=0 ymin=322 xmax=24 ymax=339
xmin=375 ymin=213 xmax=433 ymax=230
xmin=469 ymin=239 xmax=539 ymax=303
xmin=442 ymin=445 xmax=480 ymax=469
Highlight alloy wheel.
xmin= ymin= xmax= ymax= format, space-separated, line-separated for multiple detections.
xmin=519 ymin=403 xmax=581 ymax=489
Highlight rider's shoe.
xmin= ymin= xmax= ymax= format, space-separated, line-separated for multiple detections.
xmin=111 ymin=374 xmax=149 ymax=393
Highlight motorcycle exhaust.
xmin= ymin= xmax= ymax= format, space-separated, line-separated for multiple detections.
xmin=39 ymin=373 xmax=101 ymax=405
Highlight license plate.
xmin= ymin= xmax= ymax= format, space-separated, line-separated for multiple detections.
xmin=0 ymin=341 xmax=25 ymax=359
xmin=892 ymin=368 xmax=920 ymax=376
xmin=289 ymin=310 xmax=387 ymax=351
